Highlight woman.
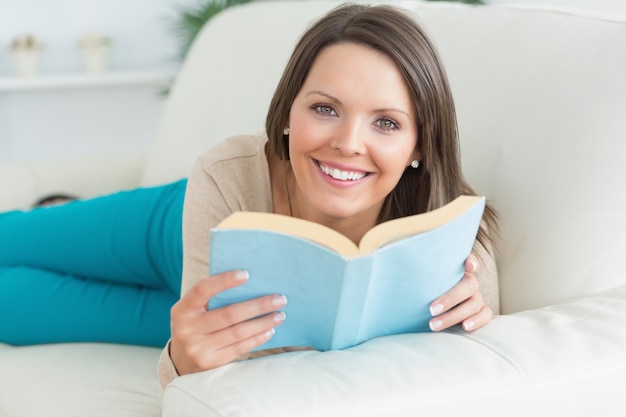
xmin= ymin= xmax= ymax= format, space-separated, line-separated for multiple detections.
xmin=162 ymin=3 xmax=499 ymax=387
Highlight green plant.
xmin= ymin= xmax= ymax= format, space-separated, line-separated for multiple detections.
xmin=169 ymin=0 xmax=254 ymax=62
xmin=427 ymin=0 xmax=485 ymax=4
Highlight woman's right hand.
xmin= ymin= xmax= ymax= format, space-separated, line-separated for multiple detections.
xmin=169 ymin=270 xmax=287 ymax=376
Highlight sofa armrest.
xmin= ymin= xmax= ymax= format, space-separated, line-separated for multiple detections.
xmin=163 ymin=286 xmax=626 ymax=417
xmin=0 ymin=150 xmax=147 ymax=211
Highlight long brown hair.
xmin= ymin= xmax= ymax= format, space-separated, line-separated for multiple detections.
xmin=266 ymin=3 xmax=498 ymax=254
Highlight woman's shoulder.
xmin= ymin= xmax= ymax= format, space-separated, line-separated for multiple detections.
xmin=197 ymin=133 xmax=268 ymax=168
xmin=189 ymin=133 xmax=272 ymax=210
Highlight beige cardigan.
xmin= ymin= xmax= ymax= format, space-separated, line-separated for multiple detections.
xmin=158 ymin=134 xmax=500 ymax=389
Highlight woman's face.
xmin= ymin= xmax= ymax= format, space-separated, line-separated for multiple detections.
xmin=288 ymin=42 xmax=419 ymax=223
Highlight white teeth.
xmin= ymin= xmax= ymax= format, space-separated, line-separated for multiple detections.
xmin=319 ymin=162 xmax=366 ymax=181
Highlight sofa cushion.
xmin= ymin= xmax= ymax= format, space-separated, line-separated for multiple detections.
xmin=0 ymin=343 xmax=161 ymax=417
xmin=0 ymin=150 xmax=146 ymax=211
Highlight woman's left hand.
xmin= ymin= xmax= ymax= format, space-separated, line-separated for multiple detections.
xmin=428 ymin=253 xmax=493 ymax=332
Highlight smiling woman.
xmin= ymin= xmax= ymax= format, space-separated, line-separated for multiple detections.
xmin=162 ymin=2 xmax=500 ymax=391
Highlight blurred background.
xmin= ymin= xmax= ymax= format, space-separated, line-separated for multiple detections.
xmin=0 ymin=0 xmax=624 ymax=163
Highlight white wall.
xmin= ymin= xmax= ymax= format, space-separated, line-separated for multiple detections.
xmin=0 ymin=0 xmax=184 ymax=76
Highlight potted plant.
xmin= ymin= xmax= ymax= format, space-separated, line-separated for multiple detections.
xmin=79 ymin=31 xmax=112 ymax=74
xmin=10 ymin=34 xmax=43 ymax=77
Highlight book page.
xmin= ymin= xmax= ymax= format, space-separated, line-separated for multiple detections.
xmin=216 ymin=211 xmax=361 ymax=257
xmin=358 ymin=195 xmax=484 ymax=254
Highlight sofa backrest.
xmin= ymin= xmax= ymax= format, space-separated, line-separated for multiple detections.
xmin=141 ymin=1 xmax=626 ymax=314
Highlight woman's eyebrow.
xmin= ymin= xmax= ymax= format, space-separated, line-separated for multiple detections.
xmin=374 ymin=107 xmax=411 ymax=119
xmin=305 ymin=90 xmax=341 ymax=103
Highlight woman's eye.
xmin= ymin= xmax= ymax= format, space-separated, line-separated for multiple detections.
xmin=314 ymin=105 xmax=336 ymax=116
xmin=376 ymin=118 xmax=399 ymax=130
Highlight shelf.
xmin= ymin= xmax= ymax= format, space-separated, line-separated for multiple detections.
xmin=0 ymin=69 xmax=177 ymax=92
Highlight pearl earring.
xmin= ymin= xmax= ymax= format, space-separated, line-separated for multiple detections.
xmin=283 ymin=127 xmax=290 ymax=135
xmin=410 ymin=160 xmax=420 ymax=169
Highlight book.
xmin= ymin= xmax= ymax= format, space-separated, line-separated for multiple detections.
xmin=208 ymin=195 xmax=486 ymax=351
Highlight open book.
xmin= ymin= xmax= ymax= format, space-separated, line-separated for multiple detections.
xmin=209 ymin=195 xmax=486 ymax=351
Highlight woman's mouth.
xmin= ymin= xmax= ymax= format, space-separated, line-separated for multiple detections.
xmin=316 ymin=160 xmax=368 ymax=181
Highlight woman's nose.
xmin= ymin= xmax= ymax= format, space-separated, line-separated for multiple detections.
xmin=330 ymin=120 xmax=366 ymax=156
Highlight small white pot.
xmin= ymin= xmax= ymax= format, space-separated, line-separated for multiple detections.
xmin=81 ymin=45 xmax=110 ymax=74
xmin=11 ymin=50 xmax=41 ymax=77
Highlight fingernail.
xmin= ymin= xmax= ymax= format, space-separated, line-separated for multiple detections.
xmin=430 ymin=303 xmax=444 ymax=316
xmin=272 ymin=295 xmax=288 ymax=307
xmin=264 ymin=328 xmax=275 ymax=338
xmin=273 ymin=311 xmax=286 ymax=323
xmin=463 ymin=320 xmax=475 ymax=331
xmin=429 ymin=319 xmax=443 ymax=331
xmin=234 ymin=270 xmax=249 ymax=281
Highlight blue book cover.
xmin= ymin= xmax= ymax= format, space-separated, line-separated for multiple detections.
xmin=209 ymin=195 xmax=486 ymax=351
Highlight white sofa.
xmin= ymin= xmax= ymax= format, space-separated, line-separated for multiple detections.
xmin=1 ymin=1 xmax=625 ymax=416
